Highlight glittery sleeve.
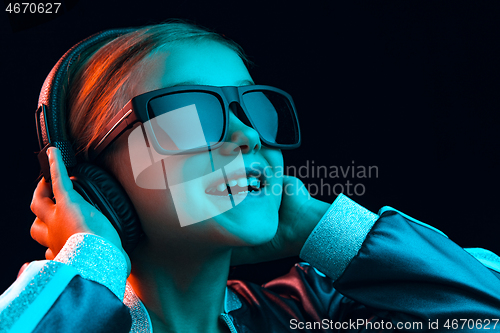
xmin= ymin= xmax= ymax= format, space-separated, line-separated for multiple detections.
xmin=298 ymin=196 xmax=500 ymax=324
xmin=0 ymin=261 xmax=80 ymax=332
xmin=123 ymin=282 xmax=153 ymax=333
xmin=299 ymin=194 xmax=378 ymax=281
xmin=55 ymin=233 xmax=128 ymax=300
xmin=0 ymin=234 xmax=129 ymax=332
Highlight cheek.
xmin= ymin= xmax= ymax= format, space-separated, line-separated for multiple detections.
xmin=260 ymin=148 xmax=284 ymax=201
xmin=126 ymin=186 xmax=180 ymax=240
xmin=261 ymin=147 xmax=284 ymax=172
xmin=110 ymin=155 xmax=180 ymax=244
xmin=111 ymin=138 xmax=187 ymax=227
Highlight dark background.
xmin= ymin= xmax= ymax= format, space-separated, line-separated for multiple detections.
xmin=1 ymin=1 xmax=499 ymax=292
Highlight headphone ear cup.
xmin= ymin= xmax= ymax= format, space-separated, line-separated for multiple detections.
xmin=70 ymin=163 xmax=143 ymax=253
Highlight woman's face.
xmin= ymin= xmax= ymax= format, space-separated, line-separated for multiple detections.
xmin=111 ymin=40 xmax=284 ymax=255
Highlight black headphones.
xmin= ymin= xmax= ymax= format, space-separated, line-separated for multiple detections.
xmin=35 ymin=29 xmax=144 ymax=253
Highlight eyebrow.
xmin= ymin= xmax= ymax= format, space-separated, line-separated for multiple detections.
xmin=169 ymin=79 xmax=255 ymax=87
xmin=236 ymin=79 xmax=255 ymax=86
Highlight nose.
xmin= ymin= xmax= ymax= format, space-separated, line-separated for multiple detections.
xmin=218 ymin=104 xmax=261 ymax=155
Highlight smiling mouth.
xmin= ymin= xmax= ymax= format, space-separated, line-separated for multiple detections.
xmin=205 ymin=168 xmax=266 ymax=197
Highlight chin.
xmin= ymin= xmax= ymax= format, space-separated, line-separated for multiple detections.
xmin=239 ymin=217 xmax=279 ymax=246
xmin=212 ymin=202 xmax=279 ymax=247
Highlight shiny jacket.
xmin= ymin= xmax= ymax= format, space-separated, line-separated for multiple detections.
xmin=1 ymin=194 xmax=500 ymax=332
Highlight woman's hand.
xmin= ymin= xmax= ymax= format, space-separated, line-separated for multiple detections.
xmin=231 ymin=175 xmax=331 ymax=265
xmin=30 ymin=147 xmax=128 ymax=266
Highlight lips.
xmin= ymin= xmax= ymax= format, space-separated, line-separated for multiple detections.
xmin=205 ymin=166 xmax=266 ymax=196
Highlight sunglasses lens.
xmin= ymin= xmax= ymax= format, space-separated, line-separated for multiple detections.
xmin=148 ymin=92 xmax=224 ymax=151
xmin=241 ymin=90 xmax=299 ymax=146
xmin=145 ymin=88 xmax=298 ymax=153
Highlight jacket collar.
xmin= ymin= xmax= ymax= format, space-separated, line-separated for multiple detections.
xmin=123 ymin=282 xmax=242 ymax=332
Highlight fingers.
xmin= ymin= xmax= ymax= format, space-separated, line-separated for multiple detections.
xmin=48 ymin=147 xmax=74 ymax=202
xmin=33 ymin=174 xmax=54 ymax=200
xmin=282 ymin=175 xmax=300 ymax=185
xmin=31 ymin=178 xmax=55 ymax=220
xmin=45 ymin=248 xmax=55 ymax=260
xmin=30 ymin=217 xmax=50 ymax=247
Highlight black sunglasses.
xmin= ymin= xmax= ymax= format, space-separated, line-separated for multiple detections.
xmin=89 ymin=85 xmax=301 ymax=160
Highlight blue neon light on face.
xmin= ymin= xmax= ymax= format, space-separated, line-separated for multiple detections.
xmin=113 ymin=40 xmax=284 ymax=250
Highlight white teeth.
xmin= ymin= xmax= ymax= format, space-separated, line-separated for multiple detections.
xmin=207 ymin=176 xmax=261 ymax=195
xmin=237 ymin=177 xmax=249 ymax=187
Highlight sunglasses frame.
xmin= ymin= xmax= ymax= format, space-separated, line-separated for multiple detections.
xmin=89 ymin=85 xmax=301 ymax=160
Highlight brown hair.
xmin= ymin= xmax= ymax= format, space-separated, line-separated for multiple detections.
xmin=66 ymin=19 xmax=251 ymax=162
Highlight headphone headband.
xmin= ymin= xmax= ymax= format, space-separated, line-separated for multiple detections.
xmin=35 ymin=27 xmax=144 ymax=253
xmin=36 ymin=28 xmax=136 ymax=169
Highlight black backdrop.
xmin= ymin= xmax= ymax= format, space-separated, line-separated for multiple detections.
xmin=1 ymin=1 xmax=499 ymax=293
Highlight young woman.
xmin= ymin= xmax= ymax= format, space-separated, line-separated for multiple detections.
xmin=2 ymin=21 xmax=500 ymax=333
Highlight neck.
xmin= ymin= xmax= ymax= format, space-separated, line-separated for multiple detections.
xmin=128 ymin=241 xmax=232 ymax=333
